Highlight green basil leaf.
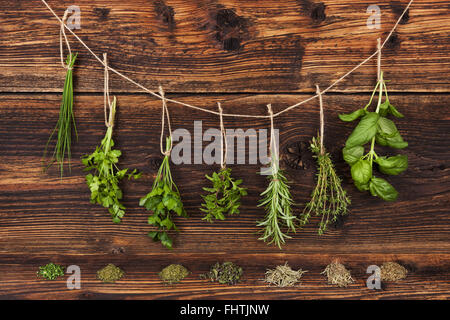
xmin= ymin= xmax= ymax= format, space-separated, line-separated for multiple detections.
xmin=388 ymin=103 xmax=404 ymax=118
xmin=343 ymin=145 xmax=365 ymax=165
xmin=375 ymin=155 xmax=408 ymax=175
xmin=385 ymin=132 xmax=408 ymax=149
xmin=339 ymin=108 xmax=366 ymax=122
xmin=351 ymin=159 xmax=372 ymax=185
xmin=369 ymin=177 xmax=399 ymax=201
xmin=345 ymin=112 xmax=380 ymax=148
xmin=377 ymin=117 xmax=398 ymax=137
xmin=354 ymin=181 xmax=370 ymax=191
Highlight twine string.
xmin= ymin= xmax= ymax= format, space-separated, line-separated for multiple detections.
xmin=59 ymin=10 xmax=72 ymax=69
xmin=42 ymin=0 xmax=414 ymax=119
xmin=377 ymin=38 xmax=382 ymax=80
xmin=267 ymin=104 xmax=278 ymax=173
xmin=159 ymin=86 xmax=173 ymax=156
xmin=217 ymin=102 xmax=228 ymax=169
xmin=316 ymin=85 xmax=325 ymax=155
xmin=103 ymin=53 xmax=114 ymax=128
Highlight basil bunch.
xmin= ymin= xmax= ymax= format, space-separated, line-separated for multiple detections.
xmin=340 ymin=72 xmax=408 ymax=201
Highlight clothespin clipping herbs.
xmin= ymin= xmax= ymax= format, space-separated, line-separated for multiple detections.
xmin=201 ymin=103 xmax=247 ymax=222
xmin=339 ymin=70 xmax=408 ymax=201
xmin=82 ymin=96 xmax=141 ymax=224
xmin=257 ymin=105 xmax=297 ymax=249
xmin=300 ymin=86 xmax=350 ymax=235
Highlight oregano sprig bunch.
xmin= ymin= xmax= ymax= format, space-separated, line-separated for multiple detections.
xmin=82 ymin=97 xmax=141 ymax=223
xmin=139 ymin=137 xmax=187 ymax=249
xmin=258 ymin=154 xmax=297 ymax=248
xmin=201 ymin=167 xmax=247 ymax=222
xmin=300 ymin=136 xmax=350 ymax=235
xmin=339 ymin=71 xmax=408 ymax=201
xmin=43 ymin=53 xmax=78 ymax=176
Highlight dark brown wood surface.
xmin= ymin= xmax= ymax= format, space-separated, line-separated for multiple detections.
xmin=0 ymin=0 xmax=449 ymax=300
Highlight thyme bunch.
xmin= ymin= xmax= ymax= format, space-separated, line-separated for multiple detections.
xmin=300 ymin=136 xmax=350 ymax=235
xmin=139 ymin=137 xmax=187 ymax=249
xmin=257 ymin=155 xmax=297 ymax=248
xmin=43 ymin=53 xmax=78 ymax=176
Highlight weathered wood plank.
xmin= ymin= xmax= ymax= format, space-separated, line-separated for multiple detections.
xmin=0 ymin=94 xmax=448 ymax=257
xmin=0 ymin=0 xmax=449 ymax=93
xmin=0 ymin=253 xmax=448 ymax=299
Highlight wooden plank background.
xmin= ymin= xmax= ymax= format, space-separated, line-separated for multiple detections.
xmin=0 ymin=0 xmax=449 ymax=299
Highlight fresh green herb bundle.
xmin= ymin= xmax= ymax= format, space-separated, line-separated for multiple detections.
xmin=82 ymin=97 xmax=141 ymax=224
xmin=258 ymin=155 xmax=297 ymax=248
xmin=339 ymin=71 xmax=408 ymax=201
xmin=139 ymin=137 xmax=187 ymax=249
xmin=37 ymin=263 xmax=65 ymax=280
xmin=300 ymin=136 xmax=350 ymax=235
xmin=201 ymin=167 xmax=247 ymax=222
xmin=43 ymin=53 xmax=78 ymax=176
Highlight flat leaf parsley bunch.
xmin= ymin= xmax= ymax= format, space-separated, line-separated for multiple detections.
xmin=82 ymin=97 xmax=141 ymax=223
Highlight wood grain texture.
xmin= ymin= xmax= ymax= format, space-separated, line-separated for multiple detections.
xmin=0 ymin=94 xmax=448 ymax=258
xmin=0 ymin=253 xmax=449 ymax=299
xmin=0 ymin=0 xmax=449 ymax=93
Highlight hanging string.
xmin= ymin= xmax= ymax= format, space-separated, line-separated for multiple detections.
xmin=59 ymin=10 xmax=72 ymax=70
xmin=159 ymin=86 xmax=173 ymax=156
xmin=42 ymin=0 xmax=414 ymax=119
xmin=103 ymin=53 xmax=114 ymax=128
xmin=267 ymin=104 xmax=279 ymax=173
xmin=377 ymin=38 xmax=382 ymax=81
xmin=217 ymin=102 xmax=228 ymax=169
xmin=316 ymin=85 xmax=325 ymax=155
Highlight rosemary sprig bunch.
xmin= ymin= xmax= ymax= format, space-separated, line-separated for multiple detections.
xmin=43 ymin=53 xmax=78 ymax=176
xmin=82 ymin=97 xmax=141 ymax=223
xmin=201 ymin=167 xmax=247 ymax=222
xmin=257 ymin=155 xmax=297 ymax=248
xmin=139 ymin=137 xmax=187 ymax=249
xmin=300 ymin=136 xmax=350 ymax=235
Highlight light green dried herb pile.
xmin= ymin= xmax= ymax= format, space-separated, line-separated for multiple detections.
xmin=201 ymin=262 xmax=243 ymax=285
xmin=37 ymin=263 xmax=65 ymax=280
xmin=159 ymin=264 xmax=189 ymax=284
xmin=322 ymin=261 xmax=354 ymax=287
xmin=97 ymin=264 xmax=124 ymax=283
xmin=380 ymin=262 xmax=407 ymax=281
xmin=264 ymin=262 xmax=307 ymax=287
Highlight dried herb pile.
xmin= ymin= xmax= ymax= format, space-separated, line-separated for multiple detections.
xmin=322 ymin=261 xmax=354 ymax=287
xmin=97 ymin=264 xmax=124 ymax=283
xmin=37 ymin=263 xmax=65 ymax=280
xmin=380 ymin=262 xmax=407 ymax=281
xmin=159 ymin=264 xmax=189 ymax=284
xmin=264 ymin=262 xmax=307 ymax=287
xmin=201 ymin=262 xmax=243 ymax=285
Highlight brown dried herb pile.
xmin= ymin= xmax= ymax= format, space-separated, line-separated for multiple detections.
xmin=264 ymin=262 xmax=307 ymax=287
xmin=380 ymin=262 xmax=407 ymax=281
xmin=159 ymin=264 xmax=189 ymax=284
xmin=322 ymin=261 xmax=354 ymax=287
xmin=97 ymin=264 xmax=124 ymax=283
xmin=200 ymin=262 xmax=243 ymax=285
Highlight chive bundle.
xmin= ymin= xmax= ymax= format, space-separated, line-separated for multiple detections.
xmin=43 ymin=53 xmax=78 ymax=176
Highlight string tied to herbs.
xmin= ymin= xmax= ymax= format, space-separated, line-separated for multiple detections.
xmin=159 ymin=86 xmax=173 ymax=157
xmin=103 ymin=53 xmax=114 ymax=128
xmin=300 ymin=85 xmax=350 ymax=235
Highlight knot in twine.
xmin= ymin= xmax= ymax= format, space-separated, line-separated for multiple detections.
xmin=159 ymin=86 xmax=173 ymax=157
xmin=315 ymin=84 xmax=324 ymax=155
xmin=267 ymin=104 xmax=279 ymax=174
